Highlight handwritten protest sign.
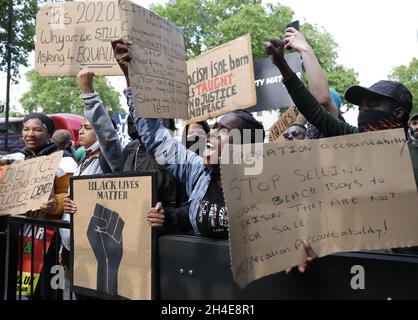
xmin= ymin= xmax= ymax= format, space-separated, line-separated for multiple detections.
xmin=268 ymin=106 xmax=298 ymax=142
xmin=72 ymin=173 xmax=155 ymax=300
xmin=35 ymin=0 xmax=189 ymax=118
xmin=35 ymin=0 xmax=124 ymax=76
xmin=0 ymin=152 xmax=63 ymax=215
xmin=221 ymin=129 xmax=418 ymax=288
xmin=186 ymin=34 xmax=256 ymax=124
xmin=121 ymin=1 xmax=188 ymax=119
xmin=246 ymin=53 xmax=303 ymax=113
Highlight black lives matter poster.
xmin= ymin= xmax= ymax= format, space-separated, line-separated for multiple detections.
xmin=71 ymin=172 xmax=156 ymax=300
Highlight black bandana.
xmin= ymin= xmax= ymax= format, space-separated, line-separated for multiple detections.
xmin=358 ymin=110 xmax=402 ymax=132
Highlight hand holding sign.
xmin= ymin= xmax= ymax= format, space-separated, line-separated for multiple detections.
xmin=87 ymin=204 xmax=125 ymax=295
xmin=63 ymin=196 xmax=77 ymax=214
xmin=110 ymin=37 xmax=132 ymax=83
xmin=147 ymin=202 xmax=165 ymax=228
xmin=40 ymin=198 xmax=57 ymax=215
xmin=287 ymin=241 xmax=317 ymax=274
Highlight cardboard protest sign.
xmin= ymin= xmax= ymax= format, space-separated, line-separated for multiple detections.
xmin=120 ymin=2 xmax=188 ymax=119
xmin=221 ymin=129 xmax=418 ymax=288
xmin=71 ymin=173 xmax=155 ymax=300
xmin=35 ymin=0 xmax=125 ymax=76
xmin=246 ymin=53 xmax=303 ymax=113
xmin=186 ymin=34 xmax=256 ymax=124
xmin=0 ymin=152 xmax=63 ymax=215
xmin=268 ymin=106 xmax=298 ymax=142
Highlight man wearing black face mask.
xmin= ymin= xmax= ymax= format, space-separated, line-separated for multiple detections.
xmin=121 ymin=115 xmax=181 ymax=208
xmin=345 ymin=81 xmax=411 ymax=132
xmin=265 ymin=39 xmax=417 ymax=190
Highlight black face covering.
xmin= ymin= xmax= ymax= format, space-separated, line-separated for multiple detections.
xmin=357 ymin=110 xmax=402 ymax=132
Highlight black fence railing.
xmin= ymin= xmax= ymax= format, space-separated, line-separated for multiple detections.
xmin=2 ymin=215 xmax=418 ymax=300
xmin=1 ymin=215 xmax=70 ymax=300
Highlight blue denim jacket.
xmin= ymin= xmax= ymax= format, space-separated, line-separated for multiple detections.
xmin=124 ymin=88 xmax=211 ymax=235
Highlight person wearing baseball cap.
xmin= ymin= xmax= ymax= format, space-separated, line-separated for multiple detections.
xmin=266 ymin=38 xmax=417 ymax=187
xmin=345 ymin=80 xmax=413 ymax=132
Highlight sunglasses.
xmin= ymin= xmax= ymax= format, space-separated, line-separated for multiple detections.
xmin=283 ymin=130 xmax=304 ymax=139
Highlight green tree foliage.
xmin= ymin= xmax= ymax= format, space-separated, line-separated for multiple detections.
xmin=389 ymin=58 xmax=418 ymax=115
xmin=152 ymin=0 xmax=358 ymax=107
xmin=20 ymin=69 xmax=123 ymax=115
xmin=0 ymin=0 xmax=42 ymax=82
xmin=152 ymin=0 xmax=293 ymax=59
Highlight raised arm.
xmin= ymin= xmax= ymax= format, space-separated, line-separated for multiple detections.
xmin=78 ymin=69 xmax=122 ymax=172
xmin=112 ymin=37 xmax=206 ymax=191
xmin=284 ymin=27 xmax=338 ymax=118
xmin=266 ymin=39 xmax=357 ymax=137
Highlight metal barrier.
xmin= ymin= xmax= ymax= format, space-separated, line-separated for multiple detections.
xmin=2 ymin=215 xmax=70 ymax=300
xmin=158 ymin=234 xmax=418 ymax=300
xmin=2 ymin=216 xmax=418 ymax=300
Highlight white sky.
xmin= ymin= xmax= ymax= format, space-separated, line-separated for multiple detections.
xmin=1 ymin=0 xmax=417 ymax=125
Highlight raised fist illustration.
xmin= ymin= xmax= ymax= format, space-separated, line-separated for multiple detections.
xmin=87 ymin=204 xmax=125 ymax=295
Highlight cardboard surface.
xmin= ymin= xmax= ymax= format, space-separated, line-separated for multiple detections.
xmin=221 ymin=129 xmax=418 ymax=288
xmin=0 ymin=152 xmax=63 ymax=215
xmin=72 ymin=174 xmax=153 ymax=299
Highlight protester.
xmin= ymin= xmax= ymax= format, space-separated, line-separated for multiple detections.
xmin=408 ymin=113 xmax=418 ymax=145
xmin=122 ymin=114 xmax=181 ymax=208
xmin=150 ymin=121 xmax=211 ymax=234
xmin=60 ymin=68 xmax=122 ymax=245
xmin=52 ymin=129 xmax=76 ymax=159
xmin=282 ymin=123 xmax=306 ymax=141
xmin=16 ymin=113 xmax=76 ymax=219
xmin=111 ymin=37 xmax=315 ymax=271
xmin=56 ymin=69 xmax=122 ymax=299
xmin=5 ymin=113 xmax=77 ymax=299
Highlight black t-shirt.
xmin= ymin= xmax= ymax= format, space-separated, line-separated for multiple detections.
xmin=196 ymin=181 xmax=229 ymax=239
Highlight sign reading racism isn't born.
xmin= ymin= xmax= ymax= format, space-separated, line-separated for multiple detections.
xmin=186 ymin=34 xmax=256 ymax=124
xmin=71 ymin=173 xmax=155 ymax=300
xmin=221 ymin=129 xmax=418 ymax=288
xmin=0 ymin=152 xmax=63 ymax=215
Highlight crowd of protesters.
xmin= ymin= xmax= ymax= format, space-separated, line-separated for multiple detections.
xmin=1 ymin=25 xmax=417 ymax=298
